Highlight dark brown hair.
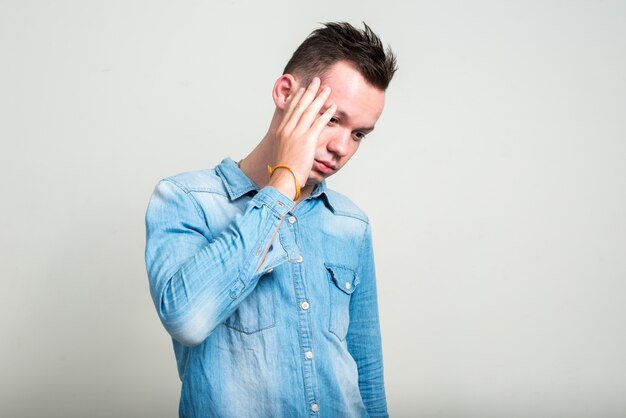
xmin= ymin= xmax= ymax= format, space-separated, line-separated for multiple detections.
xmin=283 ymin=22 xmax=397 ymax=90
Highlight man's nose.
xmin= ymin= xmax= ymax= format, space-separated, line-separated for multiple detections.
xmin=327 ymin=130 xmax=351 ymax=158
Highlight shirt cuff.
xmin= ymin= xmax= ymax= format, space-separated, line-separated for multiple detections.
xmin=252 ymin=186 xmax=294 ymax=218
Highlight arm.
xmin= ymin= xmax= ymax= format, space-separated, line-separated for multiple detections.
xmin=145 ymin=78 xmax=336 ymax=347
xmin=145 ymin=181 xmax=292 ymax=347
xmin=346 ymin=223 xmax=389 ymax=417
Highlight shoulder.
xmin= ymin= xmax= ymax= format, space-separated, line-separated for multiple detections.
xmin=324 ymin=188 xmax=370 ymax=224
xmin=160 ymin=167 xmax=227 ymax=197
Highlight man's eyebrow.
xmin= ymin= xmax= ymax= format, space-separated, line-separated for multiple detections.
xmin=324 ymin=108 xmax=376 ymax=132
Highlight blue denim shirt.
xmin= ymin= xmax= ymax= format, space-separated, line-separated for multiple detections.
xmin=145 ymin=157 xmax=388 ymax=418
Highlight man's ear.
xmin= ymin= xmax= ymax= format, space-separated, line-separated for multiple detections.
xmin=272 ymin=74 xmax=299 ymax=110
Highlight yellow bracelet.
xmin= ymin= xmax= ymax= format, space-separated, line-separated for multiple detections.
xmin=267 ymin=164 xmax=301 ymax=200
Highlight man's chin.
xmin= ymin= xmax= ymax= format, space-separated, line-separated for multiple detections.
xmin=305 ymin=171 xmax=330 ymax=186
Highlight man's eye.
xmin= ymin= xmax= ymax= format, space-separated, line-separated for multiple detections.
xmin=354 ymin=132 xmax=366 ymax=141
xmin=328 ymin=117 xmax=339 ymax=124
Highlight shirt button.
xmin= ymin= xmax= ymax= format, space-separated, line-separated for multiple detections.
xmin=344 ymin=281 xmax=351 ymax=290
xmin=300 ymin=301 xmax=310 ymax=310
xmin=305 ymin=351 xmax=313 ymax=360
xmin=265 ymin=268 xmax=273 ymax=274
xmin=288 ymin=216 xmax=296 ymax=224
xmin=311 ymin=403 xmax=319 ymax=412
xmin=294 ymin=255 xmax=303 ymax=263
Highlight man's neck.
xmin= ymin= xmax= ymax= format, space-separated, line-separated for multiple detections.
xmin=238 ymin=137 xmax=271 ymax=190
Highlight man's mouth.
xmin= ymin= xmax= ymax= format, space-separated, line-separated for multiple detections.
xmin=314 ymin=160 xmax=336 ymax=174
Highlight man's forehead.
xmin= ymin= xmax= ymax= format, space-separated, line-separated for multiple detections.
xmin=318 ymin=62 xmax=361 ymax=86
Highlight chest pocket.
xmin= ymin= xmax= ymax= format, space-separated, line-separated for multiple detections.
xmin=223 ymin=272 xmax=276 ymax=334
xmin=325 ymin=263 xmax=360 ymax=341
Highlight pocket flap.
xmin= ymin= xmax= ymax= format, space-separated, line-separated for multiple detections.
xmin=325 ymin=263 xmax=360 ymax=295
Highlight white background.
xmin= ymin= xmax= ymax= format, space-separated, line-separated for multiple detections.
xmin=1 ymin=1 xmax=625 ymax=417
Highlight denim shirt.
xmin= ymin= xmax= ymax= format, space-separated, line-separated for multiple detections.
xmin=145 ymin=158 xmax=388 ymax=418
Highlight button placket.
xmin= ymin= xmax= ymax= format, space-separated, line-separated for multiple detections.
xmin=284 ymin=210 xmax=319 ymax=415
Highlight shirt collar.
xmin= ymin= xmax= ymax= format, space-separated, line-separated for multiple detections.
xmin=215 ymin=157 xmax=258 ymax=200
xmin=309 ymin=177 xmax=336 ymax=212
xmin=215 ymin=157 xmax=337 ymax=211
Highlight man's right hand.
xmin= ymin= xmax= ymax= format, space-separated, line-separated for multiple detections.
xmin=268 ymin=77 xmax=336 ymax=200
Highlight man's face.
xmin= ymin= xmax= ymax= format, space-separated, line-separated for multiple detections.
xmin=302 ymin=61 xmax=386 ymax=185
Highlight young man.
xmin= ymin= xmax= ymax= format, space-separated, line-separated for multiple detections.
xmin=145 ymin=22 xmax=397 ymax=417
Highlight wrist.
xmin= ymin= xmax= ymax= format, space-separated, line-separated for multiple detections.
xmin=267 ymin=169 xmax=298 ymax=201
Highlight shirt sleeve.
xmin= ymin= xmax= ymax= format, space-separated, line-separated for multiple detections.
xmin=346 ymin=223 xmax=389 ymax=417
xmin=144 ymin=179 xmax=292 ymax=347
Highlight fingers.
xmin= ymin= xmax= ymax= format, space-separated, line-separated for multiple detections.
xmin=296 ymin=86 xmax=332 ymax=133
xmin=281 ymin=77 xmax=324 ymax=134
xmin=279 ymin=87 xmax=306 ymax=130
xmin=309 ymin=103 xmax=337 ymax=137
